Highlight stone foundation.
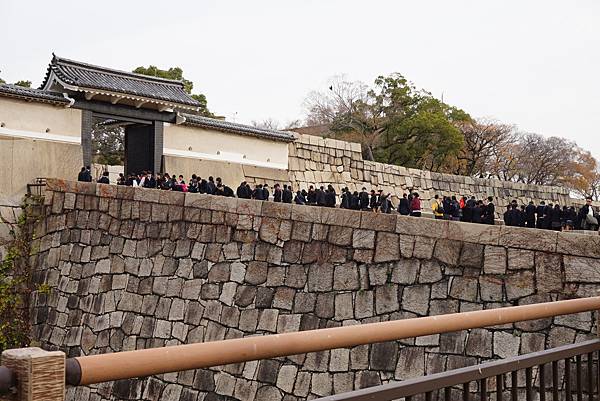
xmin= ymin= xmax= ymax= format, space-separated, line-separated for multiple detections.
xmin=29 ymin=179 xmax=600 ymax=401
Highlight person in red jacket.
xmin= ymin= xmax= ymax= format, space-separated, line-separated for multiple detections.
xmin=410 ymin=193 xmax=422 ymax=217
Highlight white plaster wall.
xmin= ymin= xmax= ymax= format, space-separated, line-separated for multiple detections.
xmin=163 ymin=124 xmax=289 ymax=170
xmin=0 ymin=97 xmax=82 ymax=138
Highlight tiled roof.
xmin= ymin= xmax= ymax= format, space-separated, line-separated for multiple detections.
xmin=40 ymin=55 xmax=201 ymax=108
xmin=181 ymin=114 xmax=296 ymax=142
xmin=0 ymin=84 xmax=70 ymax=105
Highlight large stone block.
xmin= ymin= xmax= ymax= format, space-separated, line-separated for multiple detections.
xmin=307 ymin=263 xmax=334 ymax=292
xmin=446 ymin=220 xmax=501 ymax=245
xmin=390 ymin=259 xmax=419 ymax=285
xmin=374 ymin=232 xmax=400 ymax=263
xmin=401 ymin=285 xmax=430 ymax=315
xmin=395 ymin=347 xmax=425 ymax=380
xmin=505 ymin=271 xmax=535 ymax=300
xmin=493 ymin=331 xmax=520 ymax=358
xmin=360 ymin=212 xmax=396 ymax=232
xmin=413 ymin=236 xmax=435 ymax=259
xmin=352 ymin=229 xmax=376 ymax=249
xmin=262 ymin=202 xmax=292 ymax=220
xmin=291 ymin=203 xmax=321 ymax=223
xmin=449 ymin=276 xmax=478 ymax=301
xmin=483 ymin=246 xmax=507 ymax=274
xmin=321 ymin=208 xmax=361 ymax=228
xmin=459 ymin=243 xmax=484 ymax=268
xmin=507 ymin=249 xmax=534 ymax=270
xmin=556 ymin=231 xmax=600 ymax=258
xmin=333 ymin=263 xmax=360 ymax=290
xmin=465 ymin=328 xmax=492 ymax=357
xmin=536 ymin=252 xmax=562 ymax=292
xmin=564 ymin=255 xmax=600 ymax=283
xmin=375 ymin=284 xmax=400 ymax=314
xmin=418 ymin=260 xmax=443 ymax=283
xmin=498 ymin=226 xmax=557 ymax=252
xmin=328 ymin=225 xmax=354 ymax=246
xmin=479 ymin=275 xmax=504 ymax=302
xmin=396 ymin=215 xmax=448 ymax=239
xmin=433 ymin=239 xmax=461 ymax=266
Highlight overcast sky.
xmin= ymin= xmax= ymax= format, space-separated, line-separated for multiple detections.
xmin=2 ymin=0 xmax=599 ymax=157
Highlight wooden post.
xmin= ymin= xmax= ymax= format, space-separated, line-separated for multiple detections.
xmin=1 ymin=348 xmax=65 ymax=401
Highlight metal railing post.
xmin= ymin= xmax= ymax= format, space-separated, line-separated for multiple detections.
xmin=1 ymin=348 xmax=65 ymax=401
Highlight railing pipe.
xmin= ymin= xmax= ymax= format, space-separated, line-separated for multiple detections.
xmin=67 ymin=296 xmax=600 ymax=386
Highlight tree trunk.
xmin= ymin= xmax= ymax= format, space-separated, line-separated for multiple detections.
xmin=363 ymin=145 xmax=375 ymax=161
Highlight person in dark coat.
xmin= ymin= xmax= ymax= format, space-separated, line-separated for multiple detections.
xmin=236 ymin=181 xmax=250 ymax=198
xmin=462 ymin=196 xmax=476 ymax=222
xmin=340 ymin=188 xmax=351 ymax=209
xmin=577 ymin=197 xmax=599 ymax=230
xmin=369 ymin=190 xmax=379 ymax=212
xmin=207 ymin=176 xmax=217 ymax=195
xmin=550 ymin=204 xmax=562 ymax=231
xmin=282 ymin=185 xmax=293 ymax=204
xmin=307 ymin=185 xmax=317 ymax=205
xmin=564 ymin=206 xmax=577 ymax=230
xmin=450 ymin=196 xmax=462 ymax=221
xmin=262 ymin=184 xmax=270 ymax=201
xmin=359 ymin=188 xmax=370 ymax=210
xmin=294 ymin=190 xmax=306 ymax=205
xmin=316 ymin=186 xmax=326 ymax=206
xmin=97 ymin=171 xmax=110 ymax=184
xmin=188 ymin=175 xmax=199 ymax=193
xmin=273 ymin=184 xmax=282 ymax=202
xmin=525 ymin=201 xmax=536 ymax=228
xmin=252 ymin=184 xmax=264 ymax=200
xmin=519 ymin=205 xmax=527 ymax=227
xmin=503 ymin=205 xmax=511 ymax=226
xmin=324 ymin=185 xmax=336 ymax=207
xmin=504 ymin=204 xmax=521 ymax=226
xmin=350 ymin=191 xmax=361 ymax=210
xmin=536 ymin=201 xmax=546 ymax=229
xmin=77 ymin=167 xmax=87 ymax=182
xmin=398 ymin=193 xmax=410 ymax=216
xmin=472 ymin=201 xmax=483 ymax=223
xmin=483 ymin=196 xmax=495 ymax=225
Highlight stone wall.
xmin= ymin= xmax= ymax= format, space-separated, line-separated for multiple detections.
xmin=281 ymin=134 xmax=572 ymax=216
xmin=30 ymin=179 xmax=600 ymax=401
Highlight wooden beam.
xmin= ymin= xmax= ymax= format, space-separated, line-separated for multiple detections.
xmin=134 ymin=100 xmax=147 ymax=109
xmin=71 ymin=99 xmax=177 ymax=123
xmin=110 ymin=96 xmax=121 ymax=105
xmin=84 ymin=92 xmax=96 ymax=101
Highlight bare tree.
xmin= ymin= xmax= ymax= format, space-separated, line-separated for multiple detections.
xmin=251 ymin=118 xmax=280 ymax=130
xmin=456 ymin=119 xmax=517 ymax=177
xmin=303 ymin=75 xmax=384 ymax=160
xmin=303 ymin=75 xmax=369 ymax=126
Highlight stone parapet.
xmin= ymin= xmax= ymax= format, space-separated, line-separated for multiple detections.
xmin=285 ymin=134 xmax=571 ymax=216
xmin=31 ymin=179 xmax=600 ymax=401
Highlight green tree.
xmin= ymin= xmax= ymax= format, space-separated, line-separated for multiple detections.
xmin=13 ymin=80 xmax=31 ymax=88
xmin=133 ymin=65 xmax=213 ymax=117
xmin=305 ymin=73 xmax=470 ymax=170
xmin=92 ymin=123 xmax=124 ymax=165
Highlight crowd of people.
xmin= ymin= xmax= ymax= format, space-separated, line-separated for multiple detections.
xmin=78 ymin=166 xmax=600 ymax=232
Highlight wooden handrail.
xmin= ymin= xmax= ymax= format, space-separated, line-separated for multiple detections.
xmin=66 ymin=296 xmax=600 ymax=386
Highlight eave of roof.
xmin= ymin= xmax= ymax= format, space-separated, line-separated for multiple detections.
xmin=181 ymin=114 xmax=296 ymax=142
xmin=0 ymin=84 xmax=70 ymax=106
xmin=40 ymin=55 xmax=201 ymax=109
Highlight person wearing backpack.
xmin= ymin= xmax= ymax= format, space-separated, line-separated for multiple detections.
xmin=451 ymin=196 xmax=462 ymax=221
xmin=432 ymin=195 xmax=444 ymax=220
